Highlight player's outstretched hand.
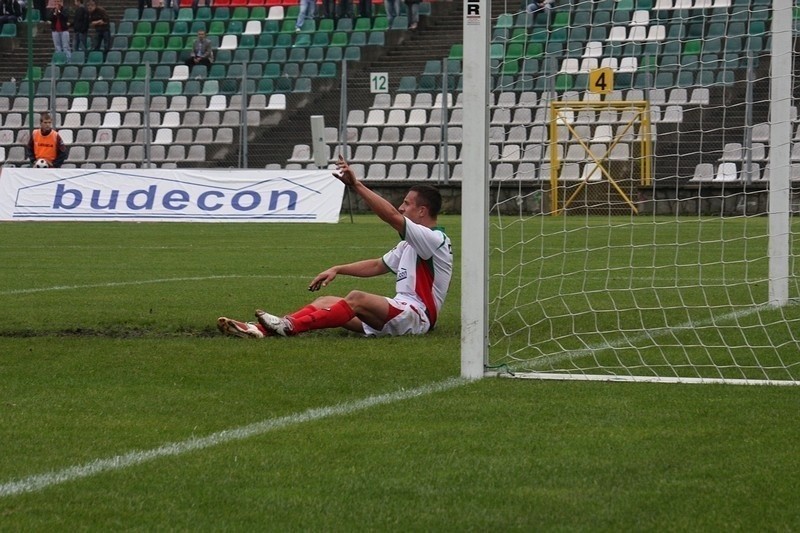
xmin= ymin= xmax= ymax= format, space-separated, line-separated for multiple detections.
xmin=333 ymin=155 xmax=358 ymax=187
xmin=308 ymin=267 xmax=338 ymax=292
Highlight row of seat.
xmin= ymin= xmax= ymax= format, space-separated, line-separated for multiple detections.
xmin=2 ymin=144 xmax=206 ymax=165
xmin=0 ymin=94 xmax=286 ymax=118
xmin=119 ymin=14 xmax=395 ymax=37
xmin=22 ymin=75 xmax=318 ymax=98
xmin=368 ymin=87 xmax=709 ymax=110
xmin=0 ymin=126 xmax=234 ymax=146
xmin=0 ymin=109 xmax=260 ymax=129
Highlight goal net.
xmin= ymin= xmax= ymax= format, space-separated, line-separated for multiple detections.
xmin=461 ymin=0 xmax=800 ymax=384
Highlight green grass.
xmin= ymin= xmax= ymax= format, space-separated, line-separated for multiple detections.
xmin=1 ymin=218 xmax=799 ymax=530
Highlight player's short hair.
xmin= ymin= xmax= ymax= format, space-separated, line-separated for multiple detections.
xmin=409 ymin=185 xmax=442 ymax=217
xmin=40 ymin=112 xmax=52 ymax=122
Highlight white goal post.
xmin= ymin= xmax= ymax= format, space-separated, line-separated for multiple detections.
xmin=461 ymin=0 xmax=800 ymax=385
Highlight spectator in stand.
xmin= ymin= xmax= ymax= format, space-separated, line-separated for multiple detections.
xmin=26 ymin=112 xmax=68 ymax=168
xmin=162 ymin=0 xmax=178 ymax=20
xmin=87 ymin=0 xmax=110 ymax=53
xmin=357 ymin=0 xmax=370 ymax=18
xmin=526 ymin=0 xmax=553 ymax=13
xmin=0 ymin=0 xmax=19 ymax=28
xmin=33 ymin=0 xmax=46 ymax=23
xmin=185 ymin=29 xmax=213 ymax=70
xmin=190 ymin=0 xmax=209 ymax=15
xmin=404 ymin=0 xmax=420 ymax=30
xmin=337 ymin=0 xmax=352 ymax=19
xmin=383 ymin=0 xmax=400 ymax=28
xmin=321 ymin=0 xmax=334 ymax=19
xmin=70 ymin=0 xmax=88 ymax=52
xmin=294 ymin=0 xmax=314 ymax=32
xmin=49 ymin=0 xmax=71 ymax=61
xmin=137 ymin=0 xmax=150 ymax=17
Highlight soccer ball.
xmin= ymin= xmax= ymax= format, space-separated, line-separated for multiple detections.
xmin=33 ymin=158 xmax=51 ymax=168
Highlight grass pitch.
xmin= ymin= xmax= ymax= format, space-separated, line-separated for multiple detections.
xmin=1 ymin=217 xmax=799 ymax=530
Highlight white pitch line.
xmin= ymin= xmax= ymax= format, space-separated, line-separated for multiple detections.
xmin=0 ymin=377 xmax=468 ymax=498
xmin=0 ymin=275 xmax=306 ymax=296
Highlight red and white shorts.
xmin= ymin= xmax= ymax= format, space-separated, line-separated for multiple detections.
xmin=362 ymin=297 xmax=431 ymax=337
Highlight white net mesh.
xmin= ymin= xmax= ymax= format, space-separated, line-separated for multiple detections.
xmin=482 ymin=0 xmax=800 ymax=383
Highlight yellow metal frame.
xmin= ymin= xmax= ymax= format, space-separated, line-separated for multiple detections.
xmin=548 ymin=101 xmax=652 ymax=215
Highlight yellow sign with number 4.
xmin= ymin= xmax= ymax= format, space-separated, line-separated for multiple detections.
xmin=588 ymin=67 xmax=614 ymax=94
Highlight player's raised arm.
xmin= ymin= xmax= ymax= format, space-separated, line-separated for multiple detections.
xmin=334 ymin=156 xmax=406 ymax=233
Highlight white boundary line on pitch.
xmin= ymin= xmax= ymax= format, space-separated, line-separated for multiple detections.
xmin=0 ymin=377 xmax=468 ymax=498
xmin=0 ymin=275 xmax=307 ymax=296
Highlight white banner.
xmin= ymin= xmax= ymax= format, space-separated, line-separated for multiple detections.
xmin=0 ymin=168 xmax=345 ymax=223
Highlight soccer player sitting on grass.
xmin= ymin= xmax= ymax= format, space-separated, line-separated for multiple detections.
xmin=218 ymin=156 xmax=453 ymax=339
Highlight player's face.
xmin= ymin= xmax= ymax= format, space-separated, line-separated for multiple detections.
xmin=398 ymin=191 xmax=426 ymax=222
xmin=40 ymin=117 xmax=53 ymax=133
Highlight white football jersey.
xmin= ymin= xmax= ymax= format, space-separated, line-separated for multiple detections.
xmin=381 ymin=218 xmax=453 ymax=326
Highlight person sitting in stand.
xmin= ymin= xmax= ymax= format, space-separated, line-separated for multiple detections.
xmin=185 ymin=29 xmax=213 ymax=70
xmin=26 ymin=112 xmax=69 ymax=168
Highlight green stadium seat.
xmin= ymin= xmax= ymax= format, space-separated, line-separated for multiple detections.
xmin=208 ymin=20 xmax=226 ymax=35
xmin=166 ymin=36 xmax=184 ymax=51
xmin=263 ymin=63 xmax=280 ymax=78
xmin=495 ymin=13 xmax=513 ymax=29
xmin=449 ymin=44 xmax=463 ymax=60
xmin=231 ymin=6 xmax=249 ymax=20
xmin=110 ymin=80 xmax=128 ymax=96
xmin=306 ymin=46 xmax=324 ymax=62
xmin=330 ymin=32 xmax=347 ymax=47
xmin=344 ymin=46 xmax=360 ymax=61
xmin=294 ymin=77 xmax=311 ymax=93
xmin=251 ymin=6 xmax=266 ymax=19
xmin=270 ymin=48 xmax=287 ymax=62
xmin=300 ymin=63 xmax=318 ymax=77
xmin=252 ymin=48 xmax=270 ymax=62
xmin=149 ymin=80 xmax=165 ymax=95
xmin=86 ymin=51 xmax=105 ymax=65
xmin=72 ymin=80 xmax=90 ymax=96
xmin=165 ymin=81 xmax=183 ymax=96
xmin=368 ymin=32 xmax=384 ymax=46
xmin=257 ymin=33 xmax=274 ymax=48
xmin=116 ymin=65 xmax=134 ymax=81
xmin=135 ymin=21 xmax=153 ymax=35
xmin=141 ymin=7 xmax=157 ymax=20
xmin=148 ymin=36 xmax=166 ymax=51
xmin=133 ymin=65 xmax=149 ymax=80
xmin=214 ymin=6 xmax=230 ymax=19
xmin=257 ymin=78 xmax=274 ymax=94
xmin=325 ymin=47 xmax=343 ymax=61
xmin=208 ymin=64 xmax=226 ymax=79
xmin=130 ymin=36 xmax=147 ymax=51
xmin=275 ymin=77 xmax=293 ymax=92
xmin=153 ymin=20 xmax=170 ymax=37
xmin=184 ymin=80 xmax=201 ymax=96
xmin=319 ymin=62 xmax=337 ymax=78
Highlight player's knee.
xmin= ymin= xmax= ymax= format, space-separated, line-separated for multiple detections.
xmin=343 ymin=290 xmax=369 ymax=310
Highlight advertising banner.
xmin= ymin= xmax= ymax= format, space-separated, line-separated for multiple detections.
xmin=0 ymin=168 xmax=345 ymax=223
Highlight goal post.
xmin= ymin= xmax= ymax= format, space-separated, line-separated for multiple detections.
xmin=460 ymin=0 xmax=491 ymax=379
xmin=460 ymin=0 xmax=800 ymax=385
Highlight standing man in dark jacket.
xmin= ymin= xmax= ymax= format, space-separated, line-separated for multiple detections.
xmin=87 ymin=0 xmax=110 ymax=53
xmin=70 ymin=0 xmax=89 ymax=52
